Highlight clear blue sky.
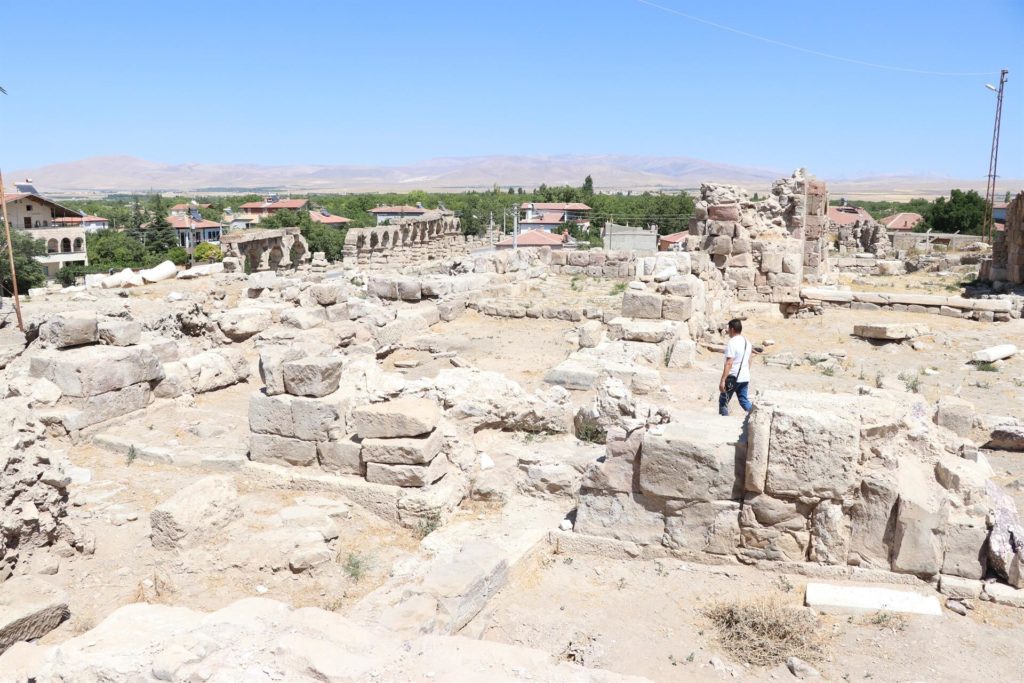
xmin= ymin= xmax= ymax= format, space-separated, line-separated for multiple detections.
xmin=3 ymin=0 xmax=1021 ymax=180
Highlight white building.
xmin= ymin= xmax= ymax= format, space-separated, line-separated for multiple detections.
xmin=1 ymin=188 xmax=89 ymax=278
xmin=369 ymin=204 xmax=427 ymax=225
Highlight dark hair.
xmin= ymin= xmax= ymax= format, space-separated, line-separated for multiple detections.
xmin=728 ymin=318 xmax=742 ymax=333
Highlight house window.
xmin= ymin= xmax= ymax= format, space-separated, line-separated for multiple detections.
xmin=25 ymin=204 xmax=32 ymax=211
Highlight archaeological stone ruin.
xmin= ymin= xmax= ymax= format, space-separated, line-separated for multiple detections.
xmin=1 ymin=169 xmax=1023 ymax=680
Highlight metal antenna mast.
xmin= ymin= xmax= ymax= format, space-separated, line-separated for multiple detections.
xmin=983 ymin=69 xmax=1009 ymax=243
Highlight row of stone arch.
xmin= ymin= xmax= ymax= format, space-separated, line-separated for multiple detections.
xmin=47 ymin=237 xmax=84 ymax=254
xmin=344 ymin=215 xmax=460 ymax=255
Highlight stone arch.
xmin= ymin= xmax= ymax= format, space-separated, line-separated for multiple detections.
xmin=73 ymin=237 xmax=83 ymax=252
xmin=47 ymin=238 xmax=58 ymax=254
xmin=381 ymin=230 xmax=390 ymax=248
xmin=268 ymin=245 xmax=284 ymax=270
xmin=290 ymin=235 xmax=307 ymax=265
xmin=370 ymin=231 xmax=379 ymax=250
xmin=245 ymin=247 xmax=259 ymax=273
xmin=401 ymin=226 xmax=410 ymax=246
xmin=356 ymin=233 xmax=366 ymax=253
xmin=61 ymin=237 xmax=71 ymax=253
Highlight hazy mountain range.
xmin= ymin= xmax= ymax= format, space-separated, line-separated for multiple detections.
xmin=10 ymin=155 xmax=1014 ymax=200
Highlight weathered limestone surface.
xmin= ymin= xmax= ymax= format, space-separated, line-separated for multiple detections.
xmin=0 ymin=577 xmax=69 ymax=654
xmin=150 ymin=476 xmax=240 ymax=550
xmin=352 ymin=398 xmax=440 ymax=439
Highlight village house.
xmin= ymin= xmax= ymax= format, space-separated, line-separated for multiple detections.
xmin=2 ymin=185 xmax=89 ymax=278
xmin=519 ymin=202 xmax=591 ymax=232
xmin=827 ymin=203 xmax=874 ymax=226
xmin=237 ymin=196 xmax=309 ymax=224
xmin=495 ymin=229 xmax=566 ymax=250
xmin=168 ymin=214 xmax=222 ymax=250
xmin=369 ymin=204 xmax=427 ymax=225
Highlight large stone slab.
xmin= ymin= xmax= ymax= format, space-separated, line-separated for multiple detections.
xmin=365 ymin=454 xmax=447 ymax=487
xmin=986 ymin=425 xmax=1024 ymax=451
xmin=574 ymin=491 xmax=665 ymax=545
xmin=361 ymin=429 xmax=443 ymax=465
xmin=621 ymin=290 xmax=663 ymax=319
xmin=352 ymin=398 xmax=440 ymax=439
xmin=804 ymin=582 xmax=941 ymax=616
xmin=38 ymin=310 xmax=98 ymax=348
xmin=0 ymin=577 xmax=69 ymax=654
xmin=765 ymin=407 xmax=859 ymax=500
xmin=217 ymin=308 xmax=274 ymax=342
xmin=853 ymin=323 xmax=927 ymax=341
xmin=30 ymin=346 xmax=163 ymax=398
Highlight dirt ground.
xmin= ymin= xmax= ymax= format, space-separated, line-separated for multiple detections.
xmin=473 ymin=551 xmax=1024 ymax=682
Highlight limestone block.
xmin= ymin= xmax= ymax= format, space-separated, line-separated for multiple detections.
xmin=217 ymin=308 xmax=273 ymax=342
xmin=972 ymin=344 xmax=1017 ymax=363
xmin=765 ymin=407 xmax=859 ymax=500
xmin=365 ymin=453 xmax=447 ymax=488
xmin=891 ymin=481 xmax=948 ymax=577
xmin=853 ymin=323 xmax=927 ymax=341
xmin=941 ymin=513 xmax=988 ymax=579
xmin=352 ymin=397 xmax=440 ymax=439
xmin=581 ymin=456 xmax=636 ymax=494
xmin=847 ymin=475 xmax=899 ymax=569
xmin=660 ymin=274 xmax=705 ymax=298
xmin=38 ymin=310 xmax=98 ymax=348
xmin=606 ymin=317 xmax=679 ymax=343
xmin=574 ymin=491 xmax=665 ymax=545
xmin=621 ymin=290 xmax=663 ymax=319
xmin=708 ymin=236 xmax=732 ymax=255
xmin=809 ymin=500 xmax=850 ymax=565
xmin=97 ymin=319 xmax=142 ymax=347
xmin=804 ymin=583 xmax=941 ymax=616
xmin=933 ymin=397 xmax=975 ymax=438
xmin=782 ymin=253 xmax=801 ymax=274
xmin=0 ymin=576 xmax=69 ymax=654
xmin=725 ymin=267 xmax=755 ymax=288
xmin=663 ymin=500 xmax=740 ymax=555
xmin=666 ymin=339 xmax=696 ymax=368
xmin=708 ymin=204 xmax=740 ymax=221
xmin=259 ymin=345 xmax=305 ymax=396
xmin=661 ymin=297 xmax=693 ymax=321
xmin=280 ymin=307 xmax=326 ymax=330
xmin=738 ymin=493 xmax=810 ymax=562
xmin=30 ymin=346 xmax=163 ymax=398
xmin=986 ymin=425 xmax=1024 ymax=451
xmin=183 ymin=349 xmax=249 ymax=394
xmin=938 ymin=574 xmax=983 ymax=599
xmin=309 ymin=283 xmax=341 ymax=306
xmin=361 ymin=429 xmax=443 ymax=465
xmin=250 ymin=433 xmax=318 ymax=467
xmin=578 ymin=321 xmax=604 ymax=349
xmin=639 ymin=423 xmax=740 ymax=502
xmin=150 ymin=476 xmax=240 ymax=550
xmin=760 ymin=252 xmax=783 ymax=274
xmin=744 ymin=404 xmax=771 ymax=493
xmin=317 ymin=438 xmax=363 ymax=476
xmin=282 ymin=356 xmax=343 ymax=397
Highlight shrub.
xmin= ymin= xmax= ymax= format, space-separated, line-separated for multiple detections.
xmin=193 ymin=242 xmax=223 ymax=262
xmin=704 ymin=600 xmax=827 ymax=667
xmin=163 ymin=247 xmax=188 ymax=266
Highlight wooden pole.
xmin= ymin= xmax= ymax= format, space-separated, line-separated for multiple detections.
xmin=0 ymin=170 xmax=25 ymax=332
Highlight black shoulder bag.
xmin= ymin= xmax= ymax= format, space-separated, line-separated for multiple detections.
xmin=725 ymin=340 xmax=748 ymax=393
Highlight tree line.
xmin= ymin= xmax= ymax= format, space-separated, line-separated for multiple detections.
xmin=830 ymin=189 xmax=994 ymax=235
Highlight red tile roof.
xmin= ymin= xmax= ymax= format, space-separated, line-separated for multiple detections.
xmin=369 ymin=205 xmax=427 ymax=214
xmin=238 ymin=199 xmax=309 ymax=210
xmin=53 ymin=215 xmax=109 ymax=225
xmin=496 ymin=229 xmax=565 ymax=247
xmin=309 ymin=211 xmax=352 ymax=225
xmin=880 ymin=212 xmax=923 ymax=231
xmin=168 ymin=215 xmax=221 ymax=230
xmin=526 ymin=202 xmax=592 ymax=211
xmin=659 ymin=230 xmax=688 ymax=244
xmin=1 ymin=192 xmax=29 ymax=203
xmin=171 ymin=203 xmax=212 ymax=211
xmin=827 ymin=205 xmax=873 ymax=226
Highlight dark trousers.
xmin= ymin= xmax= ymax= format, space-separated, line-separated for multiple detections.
xmin=719 ymin=381 xmax=751 ymax=416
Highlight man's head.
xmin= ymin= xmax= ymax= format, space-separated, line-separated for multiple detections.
xmin=727 ymin=318 xmax=742 ymax=337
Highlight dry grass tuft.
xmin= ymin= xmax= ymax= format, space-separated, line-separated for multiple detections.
xmin=704 ymin=600 xmax=827 ymax=667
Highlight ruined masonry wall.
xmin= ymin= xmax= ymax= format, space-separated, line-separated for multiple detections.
xmin=342 ymin=211 xmax=488 ymax=270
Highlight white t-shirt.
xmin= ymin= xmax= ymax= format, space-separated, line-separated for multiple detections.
xmin=724 ymin=335 xmax=752 ymax=383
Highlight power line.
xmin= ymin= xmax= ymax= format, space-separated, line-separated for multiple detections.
xmin=634 ymin=0 xmax=998 ymax=77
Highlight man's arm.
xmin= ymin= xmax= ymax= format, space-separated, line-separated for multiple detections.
xmin=719 ymin=357 xmax=734 ymax=393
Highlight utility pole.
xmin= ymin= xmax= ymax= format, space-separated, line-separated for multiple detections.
xmin=983 ymin=69 xmax=1009 ymax=243
xmin=0 ymin=170 xmax=24 ymax=331
xmin=512 ymin=204 xmax=519 ymax=250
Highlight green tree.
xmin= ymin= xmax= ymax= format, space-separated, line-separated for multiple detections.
xmin=164 ymin=246 xmax=188 ymax=265
xmin=126 ymin=196 xmax=146 ymax=243
xmin=87 ymin=229 xmax=149 ymax=268
xmin=146 ymin=195 xmax=179 ymax=252
xmin=582 ymin=175 xmax=594 ymax=198
xmin=1006 ymin=191 xmax=1013 ymax=203
xmin=0 ymin=228 xmax=48 ymax=295
xmin=929 ymin=189 xmax=987 ymax=235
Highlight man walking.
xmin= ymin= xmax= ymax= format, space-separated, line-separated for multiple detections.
xmin=718 ymin=318 xmax=752 ymax=416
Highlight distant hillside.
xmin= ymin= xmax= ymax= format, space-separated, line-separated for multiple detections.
xmin=10 ymin=154 xmax=1018 ymax=200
